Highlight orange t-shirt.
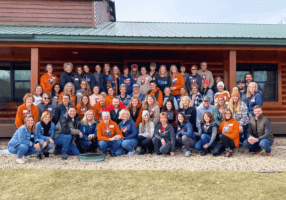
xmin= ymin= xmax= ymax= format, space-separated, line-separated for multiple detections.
xmin=97 ymin=120 xmax=123 ymax=141
xmin=15 ymin=103 xmax=39 ymax=128
xmin=93 ymin=101 xmax=109 ymax=122
xmin=58 ymin=92 xmax=77 ymax=106
xmin=40 ymin=73 xmax=59 ymax=94
xmin=218 ymin=118 xmax=240 ymax=148
xmin=171 ymin=73 xmax=185 ymax=96
xmin=76 ymin=104 xmax=94 ymax=120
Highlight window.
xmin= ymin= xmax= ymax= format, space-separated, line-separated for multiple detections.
xmin=0 ymin=62 xmax=31 ymax=102
xmin=236 ymin=64 xmax=277 ymax=102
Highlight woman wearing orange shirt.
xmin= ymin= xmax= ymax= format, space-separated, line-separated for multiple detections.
xmin=170 ymin=64 xmax=185 ymax=97
xmin=76 ymin=94 xmax=93 ymax=120
xmin=40 ymin=64 xmax=59 ymax=94
xmin=58 ymin=82 xmax=77 ymax=106
xmin=15 ymin=93 xmax=39 ymax=129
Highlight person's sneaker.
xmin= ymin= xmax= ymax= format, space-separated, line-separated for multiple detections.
xmin=224 ymin=150 xmax=233 ymax=157
xmin=37 ymin=153 xmax=42 ymax=160
xmin=44 ymin=152 xmax=50 ymax=157
xmin=135 ymin=146 xmax=142 ymax=152
xmin=183 ymin=148 xmax=187 ymax=154
xmin=96 ymin=147 xmax=102 ymax=153
xmin=138 ymin=148 xmax=146 ymax=155
xmin=127 ymin=151 xmax=135 ymax=156
xmin=54 ymin=145 xmax=60 ymax=155
xmin=16 ymin=158 xmax=25 ymax=164
xmin=201 ymin=149 xmax=208 ymax=156
xmin=265 ymin=152 xmax=272 ymax=157
xmin=109 ymin=151 xmax=117 ymax=157
xmin=61 ymin=152 xmax=68 ymax=160
xmin=184 ymin=151 xmax=192 ymax=157
xmin=253 ymin=149 xmax=263 ymax=155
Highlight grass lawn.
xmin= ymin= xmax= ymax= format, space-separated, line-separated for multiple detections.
xmin=0 ymin=169 xmax=286 ymax=200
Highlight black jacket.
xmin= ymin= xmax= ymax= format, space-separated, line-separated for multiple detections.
xmin=52 ymin=102 xmax=71 ymax=125
xmin=153 ymin=123 xmax=176 ymax=152
xmin=83 ymin=73 xmax=97 ymax=91
xmin=60 ymin=71 xmax=73 ymax=90
xmin=178 ymin=107 xmax=197 ymax=132
xmin=73 ymin=74 xmax=83 ymax=91
xmin=54 ymin=113 xmax=81 ymax=140
xmin=110 ymin=108 xmax=123 ymax=124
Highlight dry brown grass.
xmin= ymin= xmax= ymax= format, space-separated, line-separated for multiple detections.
xmin=1 ymin=169 xmax=286 ymax=200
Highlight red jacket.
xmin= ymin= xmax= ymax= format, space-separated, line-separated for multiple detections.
xmin=106 ymin=103 xmax=126 ymax=112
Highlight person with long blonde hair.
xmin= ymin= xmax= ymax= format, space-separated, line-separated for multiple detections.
xmin=170 ymin=64 xmax=185 ymax=97
xmin=58 ymin=82 xmax=77 ymax=106
xmin=143 ymin=94 xmax=160 ymax=126
xmin=138 ymin=111 xmax=154 ymax=155
xmin=247 ymin=82 xmax=263 ymax=119
xmin=178 ymin=95 xmax=197 ymax=132
xmin=137 ymin=66 xmax=152 ymax=95
xmin=8 ymin=116 xmax=40 ymax=164
xmin=154 ymin=64 xmax=171 ymax=92
xmin=213 ymin=95 xmax=227 ymax=127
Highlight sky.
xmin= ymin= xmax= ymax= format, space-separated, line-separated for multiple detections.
xmin=115 ymin=0 xmax=286 ymax=24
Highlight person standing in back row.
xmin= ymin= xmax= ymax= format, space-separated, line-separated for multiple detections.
xmin=197 ymin=61 xmax=214 ymax=90
xmin=83 ymin=65 xmax=97 ymax=91
xmin=40 ymin=64 xmax=59 ymax=94
xmin=187 ymin=65 xmax=202 ymax=91
xmin=60 ymin=62 xmax=73 ymax=90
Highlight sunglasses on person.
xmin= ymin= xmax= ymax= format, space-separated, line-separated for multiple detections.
xmin=43 ymin=97 xmax=50 ymax=100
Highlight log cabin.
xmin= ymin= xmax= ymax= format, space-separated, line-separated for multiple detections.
xmin=0 ymin=0 xmax=285 ymax=136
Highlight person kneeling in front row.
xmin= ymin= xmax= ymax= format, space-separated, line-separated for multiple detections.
xmin=243 ymin=106 xmax=274 ymax=156
xmin=54 ymin=105 xmax=82 ymax=160
xmin=97 ymin=112 xmax=123 ymax=157
xmin=8 ymin=116 xmax=40 ymax=164
xmin=152 ymin=112 xmax=175 ymax=156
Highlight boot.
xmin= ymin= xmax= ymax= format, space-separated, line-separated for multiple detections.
xmin=201 ymin=149 xmax=208 ymax=156
xmin=138 ymin=147 xmax=146 ymax=155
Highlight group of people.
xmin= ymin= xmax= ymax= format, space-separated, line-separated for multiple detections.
xmin=8 ymin=61 xmax=273 ymax=164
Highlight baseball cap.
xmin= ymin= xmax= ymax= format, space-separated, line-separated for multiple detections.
xmin=202 ymin=96 xmax=210 ymax=102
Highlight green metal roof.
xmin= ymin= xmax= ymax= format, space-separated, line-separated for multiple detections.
xmin=0 ymin=22 xmax=286 ymax=45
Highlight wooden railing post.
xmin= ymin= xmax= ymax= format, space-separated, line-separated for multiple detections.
xmin=229 ymin=51 xmax=237 ymax=90
xmin=31 ymin=48 xmax=39 ymax=94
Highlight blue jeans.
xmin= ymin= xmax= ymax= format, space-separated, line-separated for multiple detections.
xmin=194 ymin=134 xmax=217 ymax=150
xmin=8 ymin=144 xmax=39 ymax=159
xmin=54 ymin=134 xmax=79 ymax=155
xmin=243 ymin=139 xmax=273 ymax=153
xmin=98 ymin=140 xmax=121 ymax=154
xmin=115 ymin=139 xmax=138 ymax=156
xmin=39 ymin=140 xmax=56 ymax=153
xmin=76 ymin=139 xmax=91 ymax=149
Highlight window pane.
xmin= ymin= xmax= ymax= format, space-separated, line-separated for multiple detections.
xmin=15 ymin=82 xmax=30 ymax=100
xmin=236 ymin=71 xmax=249 ymax=82
xmin=15 ymin=70 xmax=31 ymax=81
xmin=0 ymin=70 xmax=11 ymax=99
xmin=259 ymin=83 xmax=276 ymax=101
xmin=254 ymin=71 xmax=276 ymax=82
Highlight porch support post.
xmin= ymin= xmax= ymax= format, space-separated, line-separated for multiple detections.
xmin=31 ymin=48 xmax=39 ymax=94
xmin=229 ymin=50 xmax=237 ymax=90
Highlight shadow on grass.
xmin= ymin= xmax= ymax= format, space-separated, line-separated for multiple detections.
xmin=0 ymin=169 xmax=286 ymax=200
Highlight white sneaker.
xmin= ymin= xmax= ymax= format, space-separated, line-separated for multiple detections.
xmin=16 ymin=158 xmax=25 ymax=164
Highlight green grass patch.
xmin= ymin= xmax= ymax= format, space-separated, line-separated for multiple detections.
xmin=0 ymin=169 xmax=286 ymax=200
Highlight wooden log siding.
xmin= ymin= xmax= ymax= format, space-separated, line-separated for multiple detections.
xmin=94 ymin=0 xmax=110 ymax=26
xmin=0 ymin=0 xmax=94 ymax=27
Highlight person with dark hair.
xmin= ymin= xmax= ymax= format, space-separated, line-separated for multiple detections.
xmin=37 ymin=93 xmax=56 ymax=120
xmin=143 ymin=94 xmax=160 ymax=126
xmin=103 ymin=63 xmax=111 ymax=93
xmin=197 ymin=61 xmax=214 ymax=89
xmin=243 ymin=106 xmax=274 ymax=156
xmin=170 ymin=64 xmax=185 ymax=97
xmin=15 ymin=93 xmax=39 ymax=129
xmin=106 ymin=97 xmax=126 ymax=124
xmin=117 ymin=84 xmax=132 ymax=108
xmin=237 ymin=80 xmax=247 ymax=103
xmin=187 ymin=65 xmax=202 ymax=91
xmin=40 ymin=64 xmax=59 ymax=94
xmin=83 ymin=65 xmax=97 ymax=91
xmin=180 ymin=65 xmax=189 ymax=83
xmin=76 ymin=94 xmax=93 ymax=120
xmin=152 ymin=112 xmax=175 ymax=156
xmin=176 ymin=113 xmax=196 ymax=157
xmin=107 ymin=65 xmax=121 ymax=96
xmin=119 ymin=66 xmax=134 ymax=95
xmin=154 ymin=64 xmax=171 ymax=92
xmin=161 ymin=99 xmax=178 ymax=128
xmin=147 ymin=80 xmax=163 ymax=108
xmin=127 ymin=97 xmax=143 ymax=128
xmin=178 ymin=96 xmax=197 ymax=132
xmin=33 ymin=84 xmax=43 ymax=106
xmin=130 ymin=84 xmax=145 ymax=102
xmin=244 ymin=73 xmax=263 ymax=94
xmin=201 ymin=79 xmax=214 ymax=105
xmin=213 ymin=109 xmax=240 ymax=157
xmin=51 ymin=83 xmax=62 ymax=106
xmin=149 ymin=62 xmax=158 ymax=79
xmin=73 ymin=65 xmax=83 ymax=91
xmin=53 ymin=93 xmax=71 ymax=125
xmin=60 ymin=62 xmax=73 ymax=90
xmin=194 ymin=112 xmax=217 ymax=156
xmin=8 ymin=116 xmax=40 ymax=164
xmin=137 ymin=66 xmax=151 ymax=95
xmin=35 ymin=111 xmax=56 ymax=158
xmin=176 ymin=86 xmax=189 ymax=105
xmin=163 ymin=86 xmax=179 ymax=109
xmin=138 ymin=111 xmax=155 ymax=155
xmin=54 ymin=105 xmax=82 ymax=160
xmin=76 ymin=80 xmax=91 ymax=105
